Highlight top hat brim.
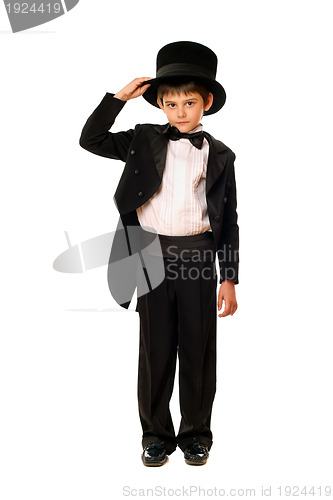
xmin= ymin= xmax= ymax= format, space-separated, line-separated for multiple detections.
xmin=142 ymin=74 xmax=226 ymax=116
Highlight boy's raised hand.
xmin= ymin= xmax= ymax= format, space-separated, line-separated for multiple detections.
xmin=114 ymin=77 xmax=152 ymax=101
xmin=218 ymin=280 xmax=238 ymax=317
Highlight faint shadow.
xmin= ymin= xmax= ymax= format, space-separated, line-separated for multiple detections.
xmin=66 ymin=308 xmax=136 ymax=313
xmin=0 ymin=31 xmax=56 ymax=34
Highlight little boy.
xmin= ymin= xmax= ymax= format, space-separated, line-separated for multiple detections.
xmin=79 ymin=41 xmax=239 ymax=466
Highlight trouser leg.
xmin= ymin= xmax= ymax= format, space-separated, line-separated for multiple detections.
xmin=136 ymin=263 xmax=178 ymax=455
xmin=172 ymin=255 xmax=218 ymax=451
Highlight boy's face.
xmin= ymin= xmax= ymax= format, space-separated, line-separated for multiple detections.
xmin=157 ymin=91 xmax=213 ymax=133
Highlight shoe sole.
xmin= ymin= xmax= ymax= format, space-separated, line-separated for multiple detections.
xmin=141 ymin=456 xmax=169 ymax=467
xmin=185 ymin=458 xmax=207 ymax=466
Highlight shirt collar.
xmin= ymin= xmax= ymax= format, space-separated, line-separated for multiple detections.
xmin=188 ymin=123 xmax=203 ymax=134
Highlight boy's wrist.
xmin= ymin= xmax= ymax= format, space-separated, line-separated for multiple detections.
xmin=221 ymin=279 xmax=235 ymax=285
xmin=113 ymin=91 xmax=127 ymax=101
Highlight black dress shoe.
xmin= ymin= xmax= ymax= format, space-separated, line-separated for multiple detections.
xmin=184 ymin=442 xmax=209 ymax=465
xmin=141 ymin=442 xmax=168 ymax=467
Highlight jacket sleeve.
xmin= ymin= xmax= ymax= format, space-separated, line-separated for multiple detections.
xmin=218 ymin=152 xmax=239 ymax=285
xmin=79 ymin=92 xmax=135 ymax=162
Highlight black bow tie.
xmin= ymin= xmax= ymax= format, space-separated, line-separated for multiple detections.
xmin=167 ymin=127 xmax=205 ymax=150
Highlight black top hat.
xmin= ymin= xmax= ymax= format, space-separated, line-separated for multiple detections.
xmin=142 ymin=41 xmax=226 ymax=116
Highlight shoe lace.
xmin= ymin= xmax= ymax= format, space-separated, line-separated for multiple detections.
xmin=144 ymin=442 xmax=165 ymax=458
xmin=189 ymin=441 xmax=208 ymax=455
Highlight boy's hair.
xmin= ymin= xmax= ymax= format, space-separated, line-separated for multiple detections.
xmin=157 ymin=81 xmax=210 ymax=105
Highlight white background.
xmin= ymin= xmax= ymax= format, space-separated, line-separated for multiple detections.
xmin=1 ymin=1 xmax=333 ymax=498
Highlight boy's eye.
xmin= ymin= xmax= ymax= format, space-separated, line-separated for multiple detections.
xmin=166 ymin=101 xmax=195 ymax=108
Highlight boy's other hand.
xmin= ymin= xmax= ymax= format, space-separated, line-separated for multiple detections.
xmin=114 ymin=77 xmax=152 ymax=101
xmin=218 ymin=280 xmax=238 ymax=317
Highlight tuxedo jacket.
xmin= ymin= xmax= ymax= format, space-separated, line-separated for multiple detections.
xmin=79 ymin=92 xmax=239 ymax=308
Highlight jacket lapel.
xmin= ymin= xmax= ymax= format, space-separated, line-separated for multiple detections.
xmin=148 ymin=124 xmax=170 ymax=179
xmin=206 ymin=135 xmax=228 ymax=194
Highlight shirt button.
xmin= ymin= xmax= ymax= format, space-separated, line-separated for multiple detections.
xmin=223 ymin=197 xmax=228 ymax=203
xmin=215 ymin=215 xmax=220 ymax=222
xmin=130 ymin=150 xmax=136 ymax=155
xmin=138 ymin=191 xmax=144 ymax=197
xmin=227 ymin=181 xmax=232 ymax=188
xmin=134 ymin=169 xmax=140 ymax=175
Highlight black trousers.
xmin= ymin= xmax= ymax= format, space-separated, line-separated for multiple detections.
xmin=136 ymin=231 xmax=217 ymax=455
